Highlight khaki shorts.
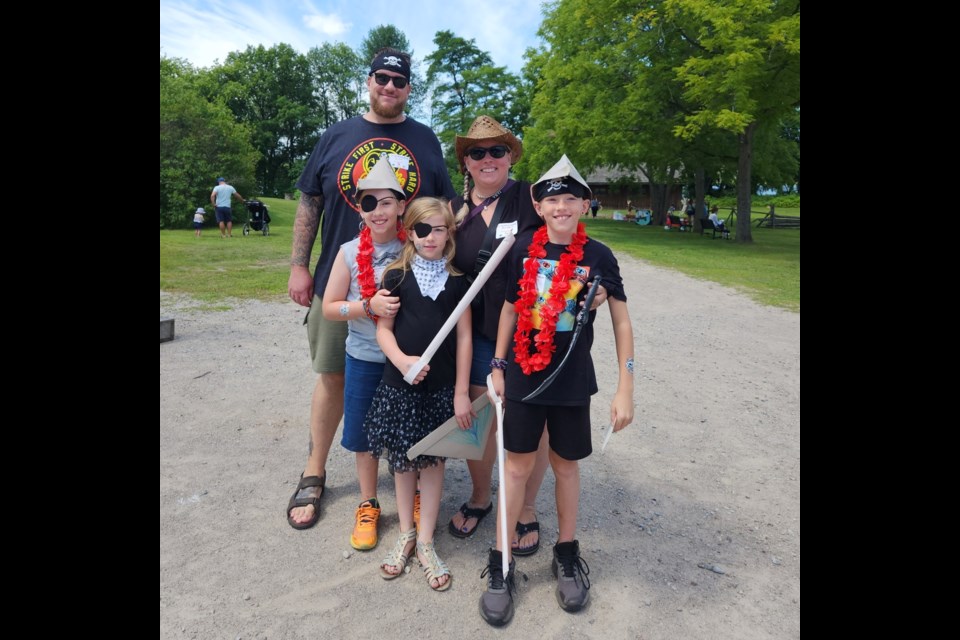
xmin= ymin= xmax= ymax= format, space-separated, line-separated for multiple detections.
xmin=306 ymin=295 xmax=347 ymax=374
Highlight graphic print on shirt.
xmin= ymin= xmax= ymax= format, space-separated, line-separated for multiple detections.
xmin=338 ymin=139 xmax=421 ymax=212
xmin=373 ymin=249 xmax=399 ymax=274
xmin=531 ymin=260 xmax=590 ymax=331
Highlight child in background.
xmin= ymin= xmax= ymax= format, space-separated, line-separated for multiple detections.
xmin=315 ymin=159 xmax=407 ymax=549
xmin=480 ymin=155 xmax=635 ymax=626
xmin=364 ymin=197 xmax=473 ymax=592
xmin=193 ymin=207 xmax=205 ymax=237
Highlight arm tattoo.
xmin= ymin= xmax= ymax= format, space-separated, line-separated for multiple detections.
xmin=291 ymin=193 xmax=323 ymax=267
xmin=626 ymin=358 xmax=635 ymax=375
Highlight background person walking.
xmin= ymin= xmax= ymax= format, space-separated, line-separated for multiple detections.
xmin=210 ymin=177 xmax=245 ymax=238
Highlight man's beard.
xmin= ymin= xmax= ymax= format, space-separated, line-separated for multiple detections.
xmin=370 ymin=93 xmax=406 ymax=119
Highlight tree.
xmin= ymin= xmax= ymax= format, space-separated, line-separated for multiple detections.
xmin=521 ymin=1 xmax=799 ymax=239
xmin=425 ymin=30 xmax=523 ymax=178
xmin=359 ymin=24 xmax=413 ymax=63
xmin=664 ymin=0 xmax=800 ymax=242
xmin=214 ymin=44 xmax=321 ymax=196
xmin=518 ymin=1 xmax=697 ymax=225
xmin=160 ymin=56 xmax=257 ymax=228
xmin=359 ymin=25 xmax=427 ymax=118
xmin=752 ymin=107 xmax=800 ymax=194
xmin=307 ymin=43 xmax=365 ymax=128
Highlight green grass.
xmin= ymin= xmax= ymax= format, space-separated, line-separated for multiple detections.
xmin=582 ymin=215 xmax=800 ymax=310
xmin=160 ymin=198 xmax=800 ymax=311
xmin=159 ymin=197 xmax=302 ymax=302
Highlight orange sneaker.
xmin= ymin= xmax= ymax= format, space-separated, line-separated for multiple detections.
xmin=413 ymin=491 xmax=421 ymax=532
xmin=350 ymin=499 xmax=381 ymax=550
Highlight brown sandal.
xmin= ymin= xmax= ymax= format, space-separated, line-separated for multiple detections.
xmin=286 ymin=473 xmax=325 ymax=530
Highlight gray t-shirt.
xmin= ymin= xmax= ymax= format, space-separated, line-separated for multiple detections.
xmin=212 ymin=184 xmax=237 ymax=207
xmin=340 ymin=236 xmax=403 ymax=362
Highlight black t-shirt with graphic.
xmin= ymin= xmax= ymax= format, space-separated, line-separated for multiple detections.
xmin=296 ymin=116 xmax=455 ymax=298
xmin=503 ymin=232 xmax=626 ymax=406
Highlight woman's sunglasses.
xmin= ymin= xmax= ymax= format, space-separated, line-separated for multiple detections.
xmin=372 ymin=73 xmax=408 ymax=89
xmin=467 ymin=145 xmax=509 ymax=161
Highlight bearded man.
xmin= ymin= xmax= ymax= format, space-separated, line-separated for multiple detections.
xmin=285 ymin=48 xmax=455 ymax=543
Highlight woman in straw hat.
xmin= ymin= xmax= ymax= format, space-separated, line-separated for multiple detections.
xmin=445 ymin=116 xmax=548 ymax=555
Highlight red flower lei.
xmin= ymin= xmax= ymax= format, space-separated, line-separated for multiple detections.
xmin=357 ymin=221 xmax=407 ymax=311
xmin=513 ymin=223 xmax=588 ymax=375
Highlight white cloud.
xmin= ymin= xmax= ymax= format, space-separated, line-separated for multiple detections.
xmin=303 ymin=12 xmax=351 ymax=37
xmin=160 ymin=0 xmax=320 ymax=67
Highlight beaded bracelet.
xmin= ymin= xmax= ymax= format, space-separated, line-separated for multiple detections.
xmin=490 ymin=357 xmax=508 ymax=370
xmin=362 ymin=298 xmax=378 ymax=321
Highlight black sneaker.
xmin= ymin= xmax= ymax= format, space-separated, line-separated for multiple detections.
xmin=552 ymin=540 xmax=591 ymax=612
xmin=479 ymin=548 xmax=516 ymax=627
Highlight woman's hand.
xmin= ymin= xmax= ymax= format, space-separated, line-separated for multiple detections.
xmin=490 ymin=368 xmax=505 ymax=401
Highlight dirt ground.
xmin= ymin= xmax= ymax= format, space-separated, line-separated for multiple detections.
xmin=160 ymin=253 xmax=800 ymax=639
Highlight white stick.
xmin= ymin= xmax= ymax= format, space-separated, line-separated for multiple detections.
xmin=403 ymin=231 xmax=516 ymax=384
xmin=487 ymin=374 xmax=509 ymax=577
xmin=600 ymin=423 xmax=615 ymax=453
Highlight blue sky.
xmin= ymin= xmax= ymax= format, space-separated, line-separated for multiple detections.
xmin=159 ymin=0 xmax=545 ymax=74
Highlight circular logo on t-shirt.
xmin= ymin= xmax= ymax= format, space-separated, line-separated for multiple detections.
xmin=338 ymin=139 xmax=421 ymax=212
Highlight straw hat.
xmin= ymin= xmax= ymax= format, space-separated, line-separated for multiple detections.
xmin=454 ymin=116 xmax=523 ymax=171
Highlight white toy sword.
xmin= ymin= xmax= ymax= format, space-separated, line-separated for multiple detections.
xmin=487 ymin=373 xmax=509 ymax=577
xmin=403 ymin=231 xmax=516 ymax=384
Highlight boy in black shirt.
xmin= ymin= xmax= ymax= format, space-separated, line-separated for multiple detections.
xmin=480 ymin=155 xmax=635 ymax=626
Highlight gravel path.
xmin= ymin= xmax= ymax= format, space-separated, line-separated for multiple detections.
xmin=160 ymin=252 xmax=800 ymax=639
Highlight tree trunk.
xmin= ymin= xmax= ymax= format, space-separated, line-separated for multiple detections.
xmin=694 ymin=168 xmax=706 ymax=234
xmin=736 ymin=123 xmax=756 ymax=243
xmin=651 ymin=182 xmax=668 ymax=226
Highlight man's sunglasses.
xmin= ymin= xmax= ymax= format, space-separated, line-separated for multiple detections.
xmin=467 ymin=145 xmax=509 ymax=161
xmin=372 ymin=73 xmax=408 ymax=89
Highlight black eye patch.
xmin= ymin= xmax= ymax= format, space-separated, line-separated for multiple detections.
xmin=360 ymin=195 xmax=379 ymax=212
xmin=413 ymin=222 xmax=432 ymax=238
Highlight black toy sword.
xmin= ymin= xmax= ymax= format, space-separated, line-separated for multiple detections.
xmin=522 ymin=276 xmax=602 ymax=401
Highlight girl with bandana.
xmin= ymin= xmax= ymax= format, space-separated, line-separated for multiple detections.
xmin=364 ymin=197 xmax=473 ymax=591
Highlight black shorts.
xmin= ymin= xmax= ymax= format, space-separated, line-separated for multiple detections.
xmin=503 ymin=399 xmax=592 ymax=461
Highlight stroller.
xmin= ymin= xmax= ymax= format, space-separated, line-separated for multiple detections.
xmin=242 ymin=200 xmax=271 ymax=236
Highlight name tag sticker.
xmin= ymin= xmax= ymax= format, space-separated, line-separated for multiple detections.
xmin=496 ymin=221 xmax=518 ymax=239
xmin=386 ymin=153 xmax=410 ymax=170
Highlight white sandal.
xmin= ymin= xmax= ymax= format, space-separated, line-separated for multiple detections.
xmin=417 ymin=540 xmax=452 ymax=591
xmin=380 ymin=528 xmax=417 ymax=580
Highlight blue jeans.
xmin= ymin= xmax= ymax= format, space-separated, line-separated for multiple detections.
xmin=343 ymin=354 xmax=385 ymax=452
xmin=469 ymin=332 xmax=496 ymax=387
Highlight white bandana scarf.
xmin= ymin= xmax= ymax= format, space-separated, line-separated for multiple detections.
xmin=412 ymin=254 xmax=449 ymax=300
